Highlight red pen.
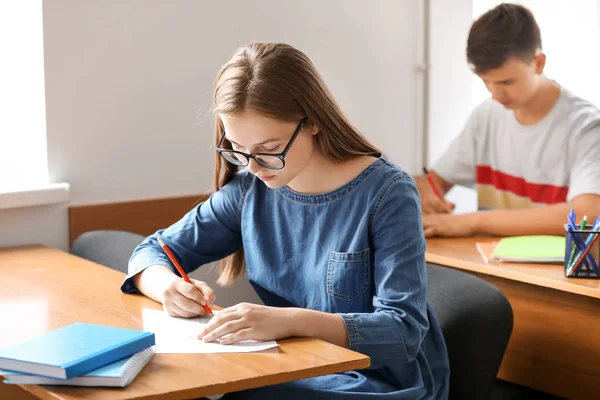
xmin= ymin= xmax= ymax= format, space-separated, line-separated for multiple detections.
xmin=422 ymin=167 xmax=445 ymax=202
xmin=156 ymin=236 xmax=214 ymax=317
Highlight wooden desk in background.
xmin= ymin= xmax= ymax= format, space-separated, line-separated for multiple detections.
xmin=426 ymin=237 xmax=600 ymax=400
xmin=0 ymin=246 xmax=369 ymax=400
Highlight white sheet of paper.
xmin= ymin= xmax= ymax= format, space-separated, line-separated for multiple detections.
xmin=142 ymin=308 xmax=279 ymax=354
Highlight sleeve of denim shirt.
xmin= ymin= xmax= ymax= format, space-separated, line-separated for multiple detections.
xmin=338 ymin=173 xmax=429 ymax=369
xmin=120 ymin=171 xmax=249 ymax=294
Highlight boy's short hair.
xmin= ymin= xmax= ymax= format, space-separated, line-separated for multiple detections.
xmin=467 ymin=3 xmax=542 ymax=74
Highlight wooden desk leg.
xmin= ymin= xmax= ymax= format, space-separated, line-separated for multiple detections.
xmin=470 ymin=272 xmax=600 ymax=400
xmin=0 ymin=381 xmax=39 ymax=400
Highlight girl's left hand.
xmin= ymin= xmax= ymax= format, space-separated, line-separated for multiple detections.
xmin=198 ymin=302 xmax=293 ymax=344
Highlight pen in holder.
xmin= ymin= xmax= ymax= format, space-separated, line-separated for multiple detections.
xmin=564 ymin=222 xmax=600 ymax=278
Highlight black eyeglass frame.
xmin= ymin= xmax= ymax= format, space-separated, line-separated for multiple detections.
xmin=216 ymin=118 xmax=308 ymax=170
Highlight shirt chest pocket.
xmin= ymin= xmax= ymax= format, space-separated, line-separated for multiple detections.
xmin=326 ymin=248 xmax=370 ymax=301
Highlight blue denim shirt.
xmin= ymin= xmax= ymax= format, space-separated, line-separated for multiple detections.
xmin=121 ymin=157 xmax=449 ymax=399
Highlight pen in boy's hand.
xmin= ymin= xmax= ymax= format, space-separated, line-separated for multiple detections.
xmin=422 ymin=167 xmax=445 ymax=202
xmin=156 ymin=236 xmax=214 ymax=317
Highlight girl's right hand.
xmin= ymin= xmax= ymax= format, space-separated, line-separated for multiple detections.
xmin=162 ymin=278 xmax=216 ymax=318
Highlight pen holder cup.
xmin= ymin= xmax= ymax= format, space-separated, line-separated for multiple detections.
xmin=564 ymin=224 xmax=600 ymax=278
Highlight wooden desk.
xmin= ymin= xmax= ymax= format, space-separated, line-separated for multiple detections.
xmin=426 ymin=237 xmax=600 ymax=400
xmin=0 ymin=246 xmax=370 ymax=400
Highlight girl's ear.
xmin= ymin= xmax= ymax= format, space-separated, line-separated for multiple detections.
xmin=310 ymin=123 xmax=320 ymax=136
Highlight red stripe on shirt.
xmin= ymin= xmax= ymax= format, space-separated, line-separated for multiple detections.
xmin=476 ymin=165 xmax=568 ymax=204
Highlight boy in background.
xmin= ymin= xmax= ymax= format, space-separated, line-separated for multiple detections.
xmin=417 ymin=3 xmax=600 ymax=237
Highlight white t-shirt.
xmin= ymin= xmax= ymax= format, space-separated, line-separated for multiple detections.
xmin=433 ymin=86 xmax=600 ymax=210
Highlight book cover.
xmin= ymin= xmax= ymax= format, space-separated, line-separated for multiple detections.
xmin=0 ymin=323 xmax=155 ymax=379
xmin=1 ymin=346 xmax=156 ymax=387
xmin=492 ymin=235 xmax=565 ymax=263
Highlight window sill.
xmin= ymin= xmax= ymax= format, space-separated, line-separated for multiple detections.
xmin=0 ymin=183 xmax=70 ymax=210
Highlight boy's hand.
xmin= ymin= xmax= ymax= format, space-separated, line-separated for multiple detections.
xmin=162 ymin=278 xmax=216 ymax=318
xmin=415 ymin=175 xmax=455 ymax=214
xmin=422 ymin=213 xmax=478 ymax=238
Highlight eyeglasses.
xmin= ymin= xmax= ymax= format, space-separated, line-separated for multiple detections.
xmin=216 ymin=118 xmax=308 ymax=170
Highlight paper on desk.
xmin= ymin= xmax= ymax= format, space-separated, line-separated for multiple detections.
xmin=142 ymin=309 xmax=279 ymax=354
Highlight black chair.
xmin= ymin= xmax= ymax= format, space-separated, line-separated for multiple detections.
xmin=71 ymin=230 xmax=145 ymax=273
xmin=427 ymin=263 xmax=513 ymax=400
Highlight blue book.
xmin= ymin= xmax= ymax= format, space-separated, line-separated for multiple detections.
xmin=0 ymin=323 xmax=155 ymax=379
xmin=1 ymin=346 xmax=156 ymax=387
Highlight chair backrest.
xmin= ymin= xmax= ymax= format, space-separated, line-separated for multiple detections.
xmin=71 ymin=230 xmax=146 ymax=273
xmin=427 ymin=263 xmax=513 ymax=400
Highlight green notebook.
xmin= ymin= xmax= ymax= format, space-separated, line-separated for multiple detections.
xmin=492 ymin=235 xmax=566 ymax=263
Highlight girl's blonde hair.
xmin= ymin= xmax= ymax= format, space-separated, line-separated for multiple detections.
xmin=213 ymin=43 xmax=380 ymax=285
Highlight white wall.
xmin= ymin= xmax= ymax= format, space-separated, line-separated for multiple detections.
xmin=427 ymin=0 xmax=477 ymax=214
xmin=0 ymin=204 xmax=68 ymax=250
xmin=44 ymin=0 xmax=425 ymax=206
